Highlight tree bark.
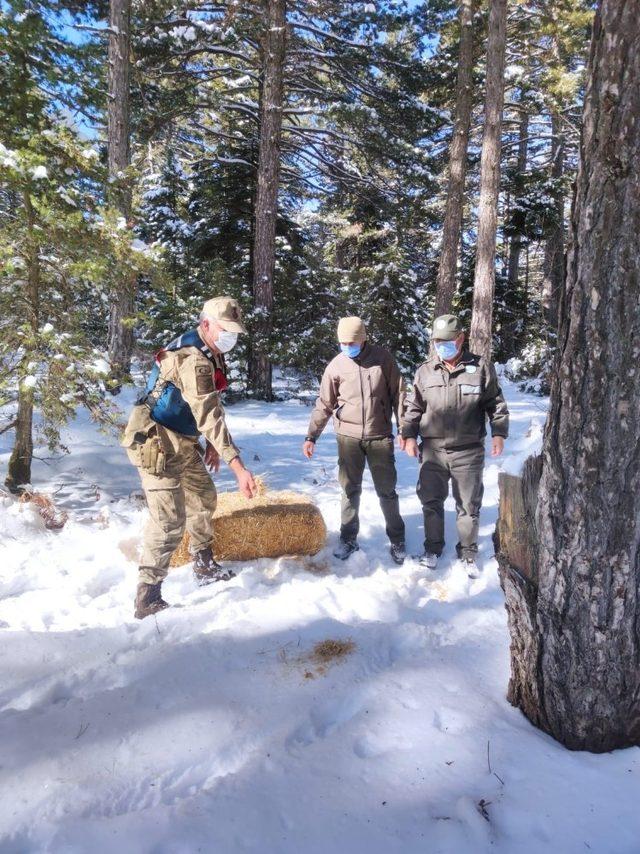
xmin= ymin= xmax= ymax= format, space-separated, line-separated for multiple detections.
xmin=541 ymin=113 xmax=565 ymax=336
xmin=497 ymin=0 xmax=640 ymax=752
xmin=248 ymin=0 xmax=286 ymax=400
xmin=469 ymin=0 xmax=507 ymax=360
xmin=106 ymin=0 xmax=134 ymax=390
xmin=434 ymin=0 xmax=475 ymax=316
xmin=503 ymin=106 xmax=528 ymax=356
xmin=506 ymin=108 xmax=528 ymax=297
xmin=6 ymin=191 xmax=40 ymax=491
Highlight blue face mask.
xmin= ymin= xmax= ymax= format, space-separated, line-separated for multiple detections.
xmin=340 ymin=343 xmax=362 ymax=359
xmin=434 ymin=340 xmax=459 ymax=361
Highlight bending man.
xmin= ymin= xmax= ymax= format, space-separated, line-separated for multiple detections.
xmin=122 ymin=296 xmax=257 ymax=619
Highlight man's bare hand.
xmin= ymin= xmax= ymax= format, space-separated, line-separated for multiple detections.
xmin=491 ymin=436 xmax=505 ymax=457
xmin=204 ymin=441 xmax=220 ymax=473
xmin=237 ymin=467 xmax=257 ymax=498
xmin=229 ymin=458 xmax=258 ymax=498
xmin=397 ymin=435 xmax=406 ymax=451
xmin=404 ymin=438 xmax=419 ymax=458
xmin=302 ymin=440 xmax=315 ymax=459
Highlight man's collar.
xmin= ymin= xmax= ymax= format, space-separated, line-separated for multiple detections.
xmin=435 ymin=348 xmax=473 ymax=373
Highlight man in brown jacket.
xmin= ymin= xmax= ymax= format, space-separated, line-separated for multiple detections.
xmin=302 ymin=317 xmax=406 ymax=563
xmin=401 ymin=314 xmax=509 ymax=578
xmin=122 ymin=296 xmax=257 ymax=619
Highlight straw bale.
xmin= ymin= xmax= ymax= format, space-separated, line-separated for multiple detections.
xmin=170 ymin=480 xmax=326 ymax=566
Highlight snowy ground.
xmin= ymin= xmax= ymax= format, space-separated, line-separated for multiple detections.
xmin=1 ymin=376 xmax=638 ymax=854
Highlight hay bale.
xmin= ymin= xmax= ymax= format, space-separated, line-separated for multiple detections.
xmin=170 ymin=481 xmax=326 ymax=566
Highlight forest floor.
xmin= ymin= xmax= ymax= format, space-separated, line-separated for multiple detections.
xmin=1 ymin=373 xmax=638 ymax=854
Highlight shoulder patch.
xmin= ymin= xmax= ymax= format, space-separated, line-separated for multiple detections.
xmin=465 ymin=365 xmax=477 ymax=374
xmin=195 ymin=364 xmax=215 ymax=394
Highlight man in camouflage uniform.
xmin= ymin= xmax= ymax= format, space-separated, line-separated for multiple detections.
xmin=401 ymin=314 xmax=509 ymax=577
xmin=303 ymin=316 xmax=406 ymax=564
xmin=122 ymin=296 xmax=257 ymax=619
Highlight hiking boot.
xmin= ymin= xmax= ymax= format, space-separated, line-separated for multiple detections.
xmin=416 ymin=552 xmax=439 ymax=570
xmin=134 ymin=582 xmax=169 ymax=620
xmin=193 ymin=547 xmax=236 ymax=585
xmin=333 ymin=538 xmax=359 ymax=561
xmin=389 ymin=542 xmax=406 ymax=565
xmin=462 ymin=557 xmax=480 ymax=579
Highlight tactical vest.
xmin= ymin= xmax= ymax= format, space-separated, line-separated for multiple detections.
xmin=139 ymin=329 xmax=228 ymax=437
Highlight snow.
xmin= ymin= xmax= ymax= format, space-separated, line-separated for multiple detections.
xmin=31 ymin=165 xmax=48 ymax=180
xmin=90 ymin=357 xmax=111 ymax=376
xmin=0 ymin=380 xmax=639 ymax=853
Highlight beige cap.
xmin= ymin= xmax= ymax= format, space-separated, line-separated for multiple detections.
xmin=431 ymin=314 xmax=463 ymax=341
xmin=337 ymin=316 xmax=367 ymax=344
xmin=202 ymin=296 xmax=247 ymax=334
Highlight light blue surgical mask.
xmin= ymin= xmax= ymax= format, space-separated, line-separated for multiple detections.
xmin=340 ymin=343 xmax=362 ymax=359
xmin=434 ymin=340 xmax=459 ymax=361
xmin=215 ymin=329 xmax=238 ymax=353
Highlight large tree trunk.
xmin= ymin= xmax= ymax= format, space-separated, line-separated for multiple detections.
xmin=106 ymin=0 xmax=133 ymax=390
xmin=541 ymin=113 xmax=565 ymax=336
xmin=497 ymin=0 xmax=640 ymax=752
xmin=248 ymin=0 xmax=286 ymax=400
xmin=434 ymin=0 xmax=475 ymax=316
xmin=469 ymin=0 xmax=507 ymax=360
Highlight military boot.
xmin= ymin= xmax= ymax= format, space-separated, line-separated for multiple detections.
xmin=134 ymin=582 xmax=169 ymax=620
xmin=193 ymin=547 xmax=236 ymax=585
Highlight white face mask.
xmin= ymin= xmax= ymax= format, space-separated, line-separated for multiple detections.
xmin=215 ymin=329 xmax=238 ymax=353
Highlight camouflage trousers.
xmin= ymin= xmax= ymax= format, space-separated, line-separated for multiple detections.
xmin=128 ymin=435 xmax=216 ymax=585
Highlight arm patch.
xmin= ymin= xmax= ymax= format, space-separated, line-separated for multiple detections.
xmin=195 ymin=364 xmax=215 ymax=394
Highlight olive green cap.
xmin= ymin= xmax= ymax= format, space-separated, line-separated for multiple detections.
xmin=431 ymin=314 xmax=463 ymax=341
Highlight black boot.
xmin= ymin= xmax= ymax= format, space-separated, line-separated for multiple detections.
xmin=389 ymin=542 xmax=406 ymax=565
xmin=193 ymin=547 xmax=236 ymax=585
xmin=333 ymin=538 xmax=359 ymax=561
xmin=134 ymin=582 xmax=169 ymax=620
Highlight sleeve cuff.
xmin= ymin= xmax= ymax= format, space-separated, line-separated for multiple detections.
xmin=400 ymin=427 xmax=419 ymax=439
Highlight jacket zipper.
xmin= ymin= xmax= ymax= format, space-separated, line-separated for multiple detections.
xmin=359 ymin=363 xmax=365 ymax=439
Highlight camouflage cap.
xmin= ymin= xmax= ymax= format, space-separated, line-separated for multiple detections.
xmin=202 ymin=296 xmax=247 ymax=334
xmin=431 ymin=314 xmax=463 ymax=341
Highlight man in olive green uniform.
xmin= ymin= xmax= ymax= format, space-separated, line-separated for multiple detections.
xmin=303 ymin=317 xmax=406 ymax=564
xmin=401 ymin=314 xmax=509 ymax=577
xmin=122 ymin=296 xmax=257 ymax=619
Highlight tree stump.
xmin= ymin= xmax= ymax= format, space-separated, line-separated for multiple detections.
xmin=495 ymin=455 xmax=548 ymax=731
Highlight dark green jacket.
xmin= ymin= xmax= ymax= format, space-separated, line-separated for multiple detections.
xmin=401 ymin=350 xmax=509 ymax=447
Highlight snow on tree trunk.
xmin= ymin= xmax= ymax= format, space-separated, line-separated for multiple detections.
xmin=248 ymin=0 xmax=286 ymax=400
xmin=541 ymin=113 xmax=565 ymax=336
xmin=469 ymin=0 xmax=507 ymax=360
xmin=107 ymin=0 xmax=133 ymax=390
xmin=434 ymin=0 xmax=475 ymax=317
xmin=497 ymin=0 xmax=640 ymax=752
